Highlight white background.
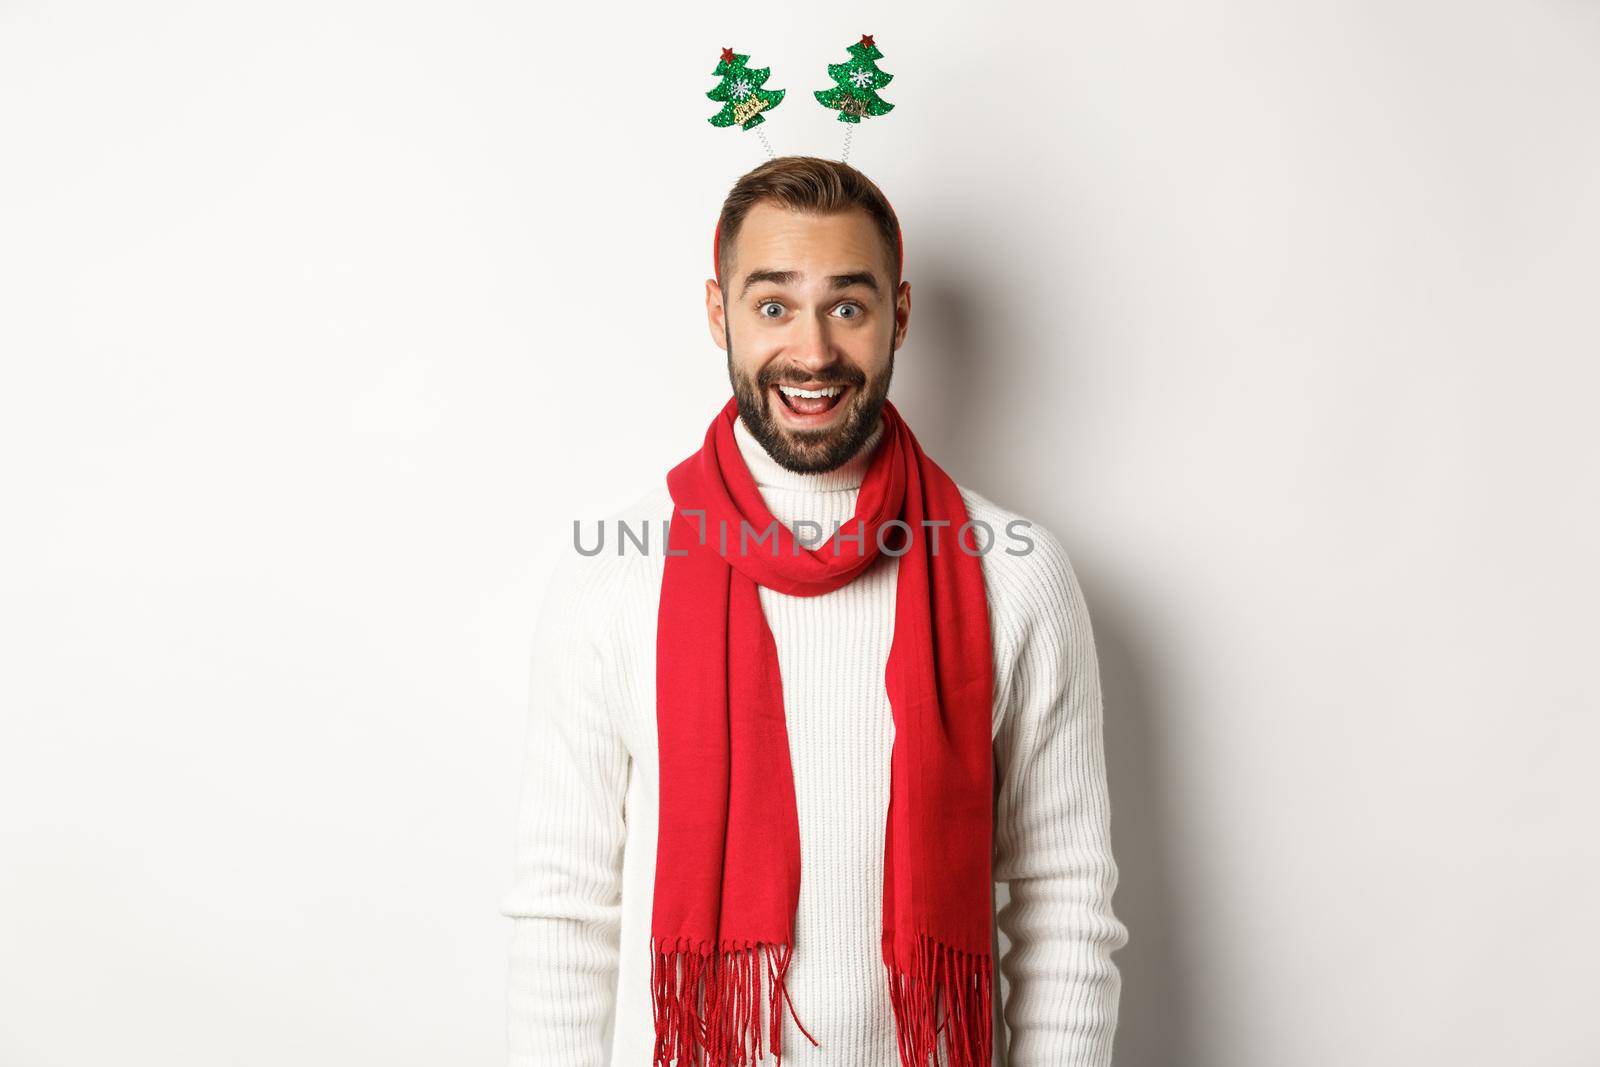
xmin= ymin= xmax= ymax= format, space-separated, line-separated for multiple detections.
xmin=3 ymin=3 xmax=1597 ymax=1065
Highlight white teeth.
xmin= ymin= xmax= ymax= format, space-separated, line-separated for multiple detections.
xmin=778 ymin=385 xmax=842 ymax=399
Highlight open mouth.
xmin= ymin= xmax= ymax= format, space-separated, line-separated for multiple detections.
xmin=772 ymin=383 xmax=850 ymax=421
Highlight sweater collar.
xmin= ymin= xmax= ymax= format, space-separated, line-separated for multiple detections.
xmin=733 ymin=411 xmax=885 ymax=492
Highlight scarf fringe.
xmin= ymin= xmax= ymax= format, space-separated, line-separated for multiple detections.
xmin=650 ymin=936 xmax=820 ymax=1066
xmin=884 ymin=930 xmax=994 ymax=1067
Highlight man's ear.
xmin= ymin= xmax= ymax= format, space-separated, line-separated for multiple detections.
xmin=892 ymin=279 xmax=911 ymax=350
xmin=705 ymin=278 xmax=728 ymax=351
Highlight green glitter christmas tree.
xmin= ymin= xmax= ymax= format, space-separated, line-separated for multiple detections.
xmin=707 ymin=47 xmax=785 ymax=131
xmin=814 ymin=34 xmax=895 ymax=124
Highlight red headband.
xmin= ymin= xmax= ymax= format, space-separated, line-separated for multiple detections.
xmin=713 ymin=203 xmax=904 ymax=290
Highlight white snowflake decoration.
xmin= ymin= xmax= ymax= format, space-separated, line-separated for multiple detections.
xmin=731 ymin=78 xmax=752 ymax=100
xmin=850 ymin=69 xmax=873 ymax=88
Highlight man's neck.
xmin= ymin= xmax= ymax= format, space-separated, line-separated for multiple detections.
xmin=732 ymin=414 xmax=885 ymax=492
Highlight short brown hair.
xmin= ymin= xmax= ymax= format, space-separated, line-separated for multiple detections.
xmin=715 ymin=155 xmax=902 ymax=290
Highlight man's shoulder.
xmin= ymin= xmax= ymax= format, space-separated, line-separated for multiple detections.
xmin=535 ymin=480 xmax=674 ymax=631
xmin=955 ymin=483 xmax=1075 ymax=580
xmin=600 ymin=481 xmax=676 ymax=532
xmin=564 ymin=478 xmax=674 ymax=566
xmin=953 ymin=483 xmax=1090 ymax=643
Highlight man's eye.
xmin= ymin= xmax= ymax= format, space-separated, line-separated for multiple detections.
xmin=755 ymin=300 xmax=863 ymax=320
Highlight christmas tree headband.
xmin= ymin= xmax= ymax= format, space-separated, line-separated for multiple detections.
xmin=707 ymin=35 xmax=904 ymax=291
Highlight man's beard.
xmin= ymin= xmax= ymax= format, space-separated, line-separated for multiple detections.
xmin=727 ymin=334 xmax=894 ymax=475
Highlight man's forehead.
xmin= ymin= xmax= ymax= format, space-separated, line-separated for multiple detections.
xmin=731 ymin=204 xmax=892 ymax=288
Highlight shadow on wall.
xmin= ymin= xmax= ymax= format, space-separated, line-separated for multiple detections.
xmin=1095 ymin=603 xmax=1189 ymax=1067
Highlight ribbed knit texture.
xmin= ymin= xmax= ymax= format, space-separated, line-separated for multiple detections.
xmin=501 ymin=415 xmax=1130 ymax=1066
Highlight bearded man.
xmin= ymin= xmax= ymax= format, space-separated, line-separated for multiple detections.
xmin=501 ymin=156 xmax=1130 ymax=1067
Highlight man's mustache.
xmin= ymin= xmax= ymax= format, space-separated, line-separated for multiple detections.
xmin=758 ymin=369 xmax=867 ymax=389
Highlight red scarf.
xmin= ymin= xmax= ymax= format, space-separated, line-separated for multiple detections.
xmin=651 ymin=396 xmax=995 ymax=1067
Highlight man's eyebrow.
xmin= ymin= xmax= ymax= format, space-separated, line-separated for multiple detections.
xmin=739 ymin=269 xmax=881 ymax=298
xmin=828 ymin=271 xmax=880 ymax=294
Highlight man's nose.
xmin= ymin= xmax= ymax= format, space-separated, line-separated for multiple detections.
xmin=788 ymin=311 xmax=839 ymax=374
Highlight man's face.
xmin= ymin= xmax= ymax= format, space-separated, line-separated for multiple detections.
xmin=706 ymin=201 xmax=911 ymax=473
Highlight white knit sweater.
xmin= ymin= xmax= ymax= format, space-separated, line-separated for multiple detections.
xmin=500 ymin=414 xmax=1130 ymax=1066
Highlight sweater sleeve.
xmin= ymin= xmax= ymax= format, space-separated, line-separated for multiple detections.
xmin=991 ymin=526 xmax=1131 ymax=1066
xmin=498 ymin=555 xmax=632 ymax=1067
